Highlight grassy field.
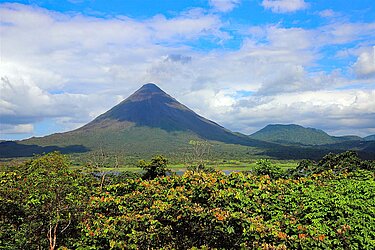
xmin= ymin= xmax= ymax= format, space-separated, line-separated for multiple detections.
xmin=81 ymin=159 xmax=299 ymax=174
xmin=0 ymin=150 xmax=298 ymax=173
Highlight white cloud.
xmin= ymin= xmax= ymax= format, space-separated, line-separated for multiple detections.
xmin=0 ymin=3 xmax=374 ymax=139
xmin=318 ymin=22 xmax=375 ymax=45
xmin=0 ymin=124 xmax=34 ymax=134
xmin=209 ymin=0 xmax=241 ymax=12
xmin=353 ymin=46 xmax=375 ymax=79
xmin=147 ymin=9 xmax=228 ymax=41
xmin=0 ymin=3 xmax=227 ymax=133
xmin=0 ymin=75 xmax=122 ymax=132
xmin=265 ymin=26 xmax=313 ymax=50
xmin=261 ymin=0 xmax=308 ymax=13
xmin=0 ymin=4 xmax=225 ymax=50
xmin=318 ymin=9 xmax=337 ymax=18
xmin=223 ymin=90 xmax=375 ymax=136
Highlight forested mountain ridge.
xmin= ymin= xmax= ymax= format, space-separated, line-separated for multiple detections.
xmin=0 ymin=84 xmax=374 ymax=160
xmin=249 ymin=124 xmax=363 ymax=146
xmin=364 ymin=134 xmax=375 ymax=141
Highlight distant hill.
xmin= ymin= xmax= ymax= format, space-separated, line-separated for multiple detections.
xmin=249 ymin=124 xmax=362 ymax=146
xmin=1 ymin=84 xmax=374 ymax=160
xmin=0 ymin=141 xmax=88 ymax=158
xmin=12 ymin=84 xmax=274 ymax=159
xmin=79 ymin=83 xmax=268 ymax=147
xmin=364 ymin=134 xmax=375 ymax=141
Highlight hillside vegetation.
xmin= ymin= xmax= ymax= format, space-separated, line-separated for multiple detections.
xmin=1 ymin=151 xmax=374 ymax=249
xmin=19 ymin=83 xmax=273 ymax=156
xmin=2 ymin=84 xmax=374 ymax=160
xmin=249 ymin=124 xmax=362 ymax=146
xmin=365 ymin=134 xmax=375 ymax=141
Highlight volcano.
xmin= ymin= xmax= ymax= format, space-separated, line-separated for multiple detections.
xmin=2 ymin=83 xmax=373 ymax=159
xmin=6 ymin=83 xmax=270 ymax=158
xmin=80 ymin=83 xmax=259 ymax=145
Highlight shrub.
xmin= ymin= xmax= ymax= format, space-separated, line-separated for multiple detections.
xmin=288 ymin=151 xmax=374 ymax=178
xmin=138 ymin=155 xmax=170 ymax=180
xmin=0 ymin=152 xmax=91 ymax=250
xmin=252 ymin=159 xmax=283 ymax=179
xmin=79 ymin=168 xmax=375 ymax=249
xmin=187 ymin=163 xmax=216 ymax=173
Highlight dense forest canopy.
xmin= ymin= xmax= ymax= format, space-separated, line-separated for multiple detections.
xmin=1 ymin=151 xmax=374 ymax=249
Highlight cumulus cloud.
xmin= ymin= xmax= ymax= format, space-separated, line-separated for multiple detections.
xmin=318 ymin=9 xmax=337 ymax=18
xmin=353 ymin=46 xmax=375 ymax=79
xmin=0 ymin=3 xmax=227 ymax=135
xmin=164 ymin=54 xmax=192 ymax=64
xmin=222 ymin=90 xmax=375 ymax=136
xmin=318 ymin=22 xmax=375 ymax=45
xmin=0 ymin=4 xmax=225 ymax=49
xmin=0 ymin=74 xmax=123 ymax=135
xmin=261 ymin=0 xmax=308 ymax=13
xmin=209 ymin=0 xmax=241 ymax=12
xmin=0 ymin=3 xmax=374 ymax=139
xmin=0 ymin=124 xmax=34 ymax=134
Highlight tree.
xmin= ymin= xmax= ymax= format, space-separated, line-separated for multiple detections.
xmin=252 ymin=159 xmax=283 ymax=179
xmin=85 ymin=146 xmax=124 ymax=192
xmin=138 ymin=155 xmax=170 ymax=180
xmin=287 ymin=159 xmax=316 ymax=178
xmin=318 ymin=151 xmax=374 ymax=173
xmin=0 ymin=152 xmax=91 ymax=250
xmin=184 ymin=140 xmax=213 ymax=171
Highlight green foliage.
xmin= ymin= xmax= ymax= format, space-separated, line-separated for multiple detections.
xmin=107 ymin=171 xmax=142 ymax=183
xmin=252 ymin=159 xmax=284 ymax=179
xmin=79 ymin=167 xmax=375 ymax=249
xmin=187 ymin=163 xmax=216 ymax=173
xmin=287 ymin=159 xmax=316 ymax=178
xmin=0 ymin=152 xmax=92 ymax=250
xmin=138 ymin=155 xmax=170 ymax=180
xmin=188 ymin=140 xmax=212 ymax=162
xmin=249 ymin=124 xmax=361 ymax=146
xmin=288 ymin=151 xmax=374 ymax=178
xmin=1 ymin=151 xmax=374 ymax=249
xmin=364 ymin=134 xmax=375 ymax=141
xmin=318 ymin=151 xmax=374 ymax=172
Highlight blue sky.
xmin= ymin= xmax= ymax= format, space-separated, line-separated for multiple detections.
xmin=0 ymin=0 xmax=374 ymax=140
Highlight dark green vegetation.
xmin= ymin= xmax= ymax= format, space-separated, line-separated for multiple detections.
xmin=364 ymin=134 xmax=375 ymax=141
xmin=0 ymin=141 xmax=88 ymax=158
xmin=249 ymin=124 xmax=362 ymax=145
xmin=138 ymin=155 xmax=170 ymax=180
xmin=1 ymin=83 xmax=374 ymax=160
xmin=1 ymin=153 xmax=91 ymax=250
xmin=5 ymin=83 xmax=272 ymax=159
xmin=1 ymin=151 xmax=374 ymax=249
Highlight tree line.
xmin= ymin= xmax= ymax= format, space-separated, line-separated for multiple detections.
xmin=1 ymin=151 xmax=374 ymax=249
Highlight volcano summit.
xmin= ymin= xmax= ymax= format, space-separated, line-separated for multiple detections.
xmin=80 ymin=83 xmax=261 ymax=145
xmin=1 ymin=83 xmax=374 ymax=159
xmin=3 ymin=83 xmax=269 ymax=158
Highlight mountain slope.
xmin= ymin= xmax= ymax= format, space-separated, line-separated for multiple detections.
xmin=249 ymin=124 xmax=362 ymax=146
xmin=364 ymin=134 xmax=375 ymax=141
xmin=16 ymin=83 xmax=272 ymax=158
xmin=79 ymin=83 xmax=265 ymax=146
xmin=2 ymin=84 xmax=374 ymax=160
